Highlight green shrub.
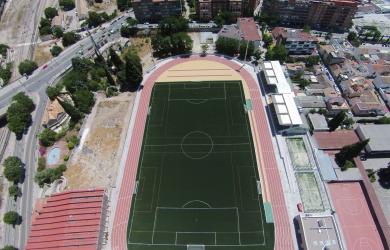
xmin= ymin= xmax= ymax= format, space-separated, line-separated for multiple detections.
xmin=63 ymin=155 xmax=69 ymax=161
xmin=38 ymin=128 xmax=57 ymax=147
xmin=341 ymin=160 xmax=354 ymax=171
xmin=8 ymin=185 xmax=21 ymax=199
xmin=38 ymin=157 xmax=46 ymax=172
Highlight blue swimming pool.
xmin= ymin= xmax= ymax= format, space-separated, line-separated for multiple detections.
xmin=47 ymin=147 xmax=61 ymax=165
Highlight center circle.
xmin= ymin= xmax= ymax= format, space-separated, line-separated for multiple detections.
xmin=181 ymin=131 xmax=213 ymax=160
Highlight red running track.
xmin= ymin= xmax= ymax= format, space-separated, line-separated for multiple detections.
xmin=111 ymin=55 xmax=294 ymax=250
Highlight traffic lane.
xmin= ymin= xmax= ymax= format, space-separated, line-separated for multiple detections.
xmin=0 ymin=16 xmax=126 ymax=108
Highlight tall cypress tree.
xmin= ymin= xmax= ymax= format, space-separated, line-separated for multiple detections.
xmin=118 ymin=52 xmax=143 ymax=91
xmin=328 ymin=111 xmax=346 ymax=131
xmin=109 ymin=48 xmax=123 ymax=70
xmin=335 ymin=139 xmax=369 ymax=165
xmin=57 ymin=98 xmax=82 ymax=123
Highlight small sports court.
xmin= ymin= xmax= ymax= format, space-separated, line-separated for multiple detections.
xmin=328 ymin=181 xmax=385 ymax=250
xmin=127 ymin=81 xmax=274 ymax=249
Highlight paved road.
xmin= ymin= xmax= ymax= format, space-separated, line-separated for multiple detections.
xmin=1 ymin=11 xmax=133 ymax=249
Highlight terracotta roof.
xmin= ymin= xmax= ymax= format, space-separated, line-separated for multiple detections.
xmin=237 ymin=18 xmax=261 ymax=41
xmin=42 ymin=99 xmax=66 ymax=126
xmin=313 ymin=130 xmax=360 ymax=150
xmin=26 ymin=188 xmax=105 ymax=250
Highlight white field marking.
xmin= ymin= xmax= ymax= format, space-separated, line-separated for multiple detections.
xmin=239 ymin=80 xmax=267 ymax=245
xmin=182 ymin=200 xmax=212 ymax=208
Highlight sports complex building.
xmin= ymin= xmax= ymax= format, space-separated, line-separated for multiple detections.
xmin=110 ymin=55 xmax=294 ymax=250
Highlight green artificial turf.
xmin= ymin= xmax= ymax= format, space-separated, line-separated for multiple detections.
xmin=127 ymin=81 xmax=274 ymax=250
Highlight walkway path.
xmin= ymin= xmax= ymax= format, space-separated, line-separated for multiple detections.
xmin=111 ymin=55 xmax=295 ymax=250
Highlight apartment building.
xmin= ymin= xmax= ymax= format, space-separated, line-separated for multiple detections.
xmin=196 ymin=0 xmax=259 ymax=21
xmin=218 ymin=17 xmax=262 ymax=47
xmin=262 ymin=0 xmax=359 ymax=31
xmin=133 ymin=0 xmax=182 ymax=23
xmin=272 ymin=27 xmax=318 ymax=54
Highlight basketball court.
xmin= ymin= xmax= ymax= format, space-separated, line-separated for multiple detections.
xmin=328 ymin=182 xmax=385 ymax=250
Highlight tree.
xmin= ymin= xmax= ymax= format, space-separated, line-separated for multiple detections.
xmin=342 ymin=117 xmax=354 ymax=129
xmin=341 ymin=160 xmax=354 ymax=171
xmin=52 ymin=26 xmax=64 ymax=38
xmin=18 ymin=59 xmax=38 ymax=76
xmin=325 ymin=32 xmax=332 ymax=40
xmin=306 ymin=56 xmax=320 ymax=67
xmin=303 ymin=25 xmax=311 ymax=33
xmin=1 ymin=245 xmax=17 ymax=250
xmin=118 ymin=52 xmax=143 ymax=91
xmin=39 ymin=17 xmax=52 ymax=35
xmin=0 ymin=63 xmax=12 ymax=86
xmin=214 ymin=11 xmax=235 ymax=27
xmin=62 ymin=32 xmax=80 ymax=47
xmin=109 ymin=48 xmax=123 ymax=69
xmin=35 ymin=165 xmax=67 ymax=187
xmin=347 ymin=31 xmax=361 ymax=47
xmin=376 ymin=117 xmax=390 ymax=124
xmin=3 ymin=211 xmax=20 ymax=226
xmin=117 ymin=0 xmax=131 ymax=11
xmin=6 ymin=92 xmax=35 ymax=135
xmin=13 ymin=92 xmax=34 ymax=110
xmin=38 ymin=157 xmax=46 ymax=172
xmin=7 ymin=103 xmax=31 ymax=134
xmin=265 ymin=44 xmax=287 ymax=62
xmin=67 ymin=135 xmax=80 ymax=149
xmin=158 ymin=16 xmax=188 ymax=36
xmin=86 ymin=11 xmax=105 ymax=28
xmin=262 ymin=33 xmax=273 ymax=48
xmin=347 ymin=31 xmax=358 ymax=41
xmin=120 ymin=25 xmax=138 ymax=38
xmin=335 ymin=139 xmax=369 ymax=166
xmin=59 ymin=0 xmax=75 ymax=11
xmin=201 ymin=44 xmax=209 ymax=55
xmin=57 ymin=98 xmax=83 ymax=123
xmin=3 ymin=156 xmax=24 ymax=183
xmin=253 ymin=49 xmax=262 ymax=61
xmin=328 ymin=111 xmax=346 ymax=131
xmin=0 ymin=43 xmax=9 ymax=57
xmin=71 ymin=57 xmax=90 ymax=73
xmin=255 ymin=12 xmax=280 ymax=27
xmin=46 ymin=84 xmax=63 ymax=100
xmin=8 ymin=185 xmax=21 ymax=199
xmin=378 ymin=166 xmax=390 ymax=189
xmin=239 ymin=41 xmax=254 ymax=60
xmin=151 ymin=32 xmax=192 ymax=58
xmin=215 ymin=37 xmax=239 ymax=56
xmin=72 ymin=89 xmax=95 ymax=113
xmin=44 ymin=7 xmax=58 ymax=19
xmin=50 ymin=45 xmax=63 ymax=57
xmin=39 ymin=128 xmax=57 ymax=147
xmin=171 ymin=32 xmax=193 ymax=55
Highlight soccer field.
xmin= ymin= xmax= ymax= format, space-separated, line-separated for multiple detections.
xmin=127 ymin=81 xmax=274 ymax=250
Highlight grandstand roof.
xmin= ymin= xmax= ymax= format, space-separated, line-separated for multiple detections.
xmin=272 ymin=93 xmax=303 ymax=126
xmin=263 ymin=61 xmax=292 ymax=94
xmin=25 ymin=188 xmax=105 ymax=250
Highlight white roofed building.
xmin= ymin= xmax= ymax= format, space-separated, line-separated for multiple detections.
xmin=263 ymin=61 xmax=306 ymax=135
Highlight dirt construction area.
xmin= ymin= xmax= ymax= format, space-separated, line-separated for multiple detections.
xmin=64 ymin=92 xmax=135 ymax=189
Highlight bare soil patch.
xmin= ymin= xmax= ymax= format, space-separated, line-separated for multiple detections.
xmin=64 ymin=92 xmax=135 ymax=189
